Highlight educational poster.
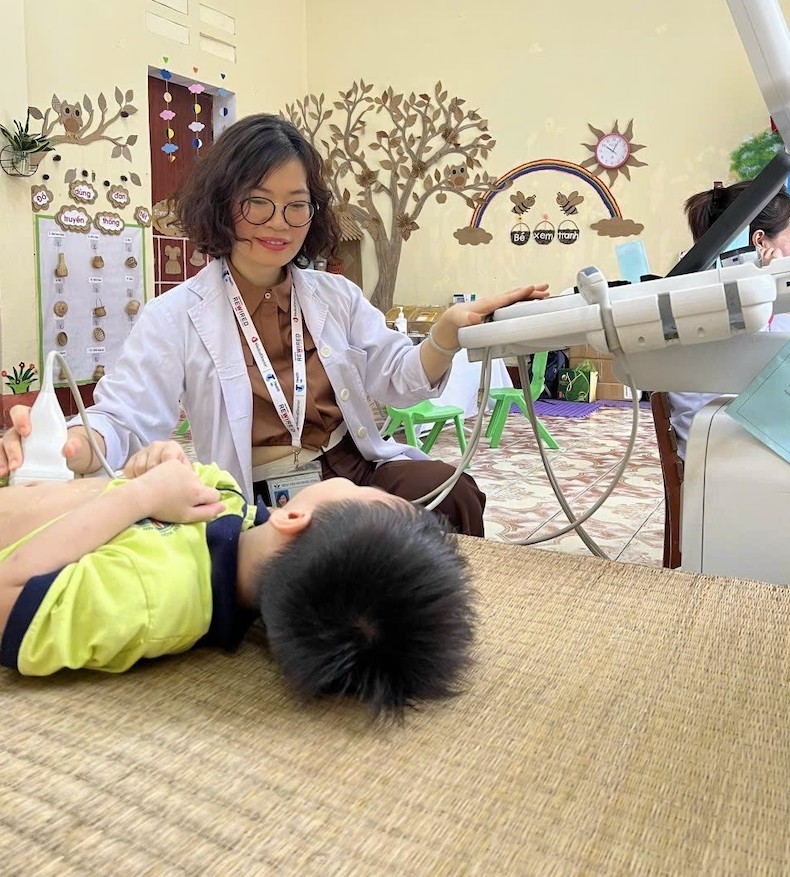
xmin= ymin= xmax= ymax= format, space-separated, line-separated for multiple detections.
xmin=35 ymin=214 xmax=147 ymax=384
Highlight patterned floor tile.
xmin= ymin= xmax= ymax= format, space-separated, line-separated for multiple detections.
xmin=426 ymin=406 xmax=665 ymax=567
xmin=170 ymin=404 xmax=666 ymax=569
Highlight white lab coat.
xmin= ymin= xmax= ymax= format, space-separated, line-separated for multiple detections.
xmin=77 ymin=260 xmax=448 ymax=500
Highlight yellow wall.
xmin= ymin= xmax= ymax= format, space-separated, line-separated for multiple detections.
xmin=305 ymin=0 xmax=790 ymax=304
xmin=0 ymin=0 xmax=306 ymax=392
xmin=3 ymin=0 xmax=790 ymax=386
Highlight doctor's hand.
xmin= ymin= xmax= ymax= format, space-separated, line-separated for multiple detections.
xmin=0 ymin=405 xmax=86 ymax=478
xmin=123 ymin=440 xmax=191 ymax=479
xmin=431 ymin=284 xmax=550 ymax=351
xmin=419 ymin=284 xmax=549 ymax=385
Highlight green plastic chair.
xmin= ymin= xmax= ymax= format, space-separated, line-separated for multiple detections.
xmin=485 ymin=351 xmax=559 ymax=450
xmin=383 ymin=400 xmax=467 ymax=454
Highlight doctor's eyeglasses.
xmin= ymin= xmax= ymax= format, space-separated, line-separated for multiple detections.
xmin=239 ymin=197 xmax=317 ymax=228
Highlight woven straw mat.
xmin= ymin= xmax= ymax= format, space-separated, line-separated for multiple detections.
xmin=2 ymin=536 xmax=789 ymax=875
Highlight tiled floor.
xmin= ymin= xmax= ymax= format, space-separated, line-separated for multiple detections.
xmin=171 ymin=400 xmax=665 ymax=567
xmin=421 ymin=403 xmax=666 ymax=567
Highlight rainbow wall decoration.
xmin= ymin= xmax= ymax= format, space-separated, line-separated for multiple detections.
xmin=470 ymin=158 xmax=623 ymax=229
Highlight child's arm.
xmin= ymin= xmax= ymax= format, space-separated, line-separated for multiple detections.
xmin=0 ymin=460 xmax=225 ymax=633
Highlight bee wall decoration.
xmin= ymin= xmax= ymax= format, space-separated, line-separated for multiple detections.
xmin=509 ymin=191 xmax=536 ymax=246
xmin=510 ymin=191 xmax=536 ymax=215
xmin=556 ymin=190 xmax=584 ymax=215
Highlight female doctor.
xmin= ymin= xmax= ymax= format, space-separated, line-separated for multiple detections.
xmin=0 ymin=114 xmax=548 ymax=536
xmin=668 ymin=181 xmax=790 ymax=460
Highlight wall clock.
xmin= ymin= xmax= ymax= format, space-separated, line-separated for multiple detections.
xmin=581 ymin=119 xmax=647 ymax=185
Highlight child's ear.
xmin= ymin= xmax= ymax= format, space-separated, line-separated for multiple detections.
xmin=268 ymin=507 xmax=313 ymax=536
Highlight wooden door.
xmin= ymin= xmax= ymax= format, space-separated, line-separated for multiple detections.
xmin=147 ymin=76 xmax=214 ymax=295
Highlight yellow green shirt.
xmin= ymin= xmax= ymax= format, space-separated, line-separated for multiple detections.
xmin=0 ymin=463 xmax=265 ymax=676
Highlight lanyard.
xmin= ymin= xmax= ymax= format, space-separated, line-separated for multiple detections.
xmin=221 ymin=258 xmax=307 ymax=465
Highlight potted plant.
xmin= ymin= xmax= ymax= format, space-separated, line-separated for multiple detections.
xmin=2 ymin=361 xmax=38 ymax=429
xmin=0 ymin=111 xmax=53 ymax=175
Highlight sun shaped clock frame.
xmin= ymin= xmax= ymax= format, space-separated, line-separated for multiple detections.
xmin=581 ymin=119 xmax=647 ymax=186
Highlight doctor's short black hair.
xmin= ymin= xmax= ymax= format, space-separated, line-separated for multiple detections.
xmin=255 ymin=499 xmax=477 ymax=721
xmin=176 ymin=113 xmax=340 ymax=262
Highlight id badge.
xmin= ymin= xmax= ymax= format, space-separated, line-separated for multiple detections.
xmin=264 ymin=460 xmax=323 ymax=507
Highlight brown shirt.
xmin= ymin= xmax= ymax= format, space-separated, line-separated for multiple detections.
xmin=229 ymin=264 xmax=343 ymax=451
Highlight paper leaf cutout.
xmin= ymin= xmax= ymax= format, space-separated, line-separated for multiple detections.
xmin=97 ymin=92 xmax=107 ymax=113
xmin=114 ymin=86 xmax=123 ymax=105
xmin=129 ymin=172 xmax=141 ymax=187
xmin=111 ymin=145 xmax=122 ymax=159
xmin=28 ymin=106 xmax=44 ymax=120
xmin=83 ymin=93 xmax=93 ymax=113
xmin=64 ymin=168 xmax=77 ymax=184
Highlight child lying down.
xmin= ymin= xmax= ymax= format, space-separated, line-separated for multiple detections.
xmin=0 ymin=442 xmax=475 ymax=719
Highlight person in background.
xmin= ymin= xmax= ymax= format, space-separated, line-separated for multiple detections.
xmin=0 ymin=114 xmax=549 ymax=537
xmin=668 ymin=181 xmax=790 ymax=459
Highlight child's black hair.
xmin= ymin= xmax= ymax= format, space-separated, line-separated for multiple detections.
xmin=255 ymin=499 xmax=476 ymax=720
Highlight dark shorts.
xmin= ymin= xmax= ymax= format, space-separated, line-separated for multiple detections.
xmin=320 ymin=433 xmax=486 ymax=537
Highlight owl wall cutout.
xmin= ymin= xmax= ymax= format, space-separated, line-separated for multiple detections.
xmin=28 ymin=88 xmax=139 ymax=160
xmin=444 ymin=164 xmax=468 ymax=188
xmin=53 ymin=97 xmax=84 ymax=137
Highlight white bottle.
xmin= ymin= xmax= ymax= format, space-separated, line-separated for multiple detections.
xmin=394 ymin=307 xmax=408 ymax=334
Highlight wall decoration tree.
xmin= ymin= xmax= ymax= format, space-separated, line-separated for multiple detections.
xmin=28 ymin=89 xmax=139 ymax=160
xmin=283 ymin=81 xmax=500 ymax=312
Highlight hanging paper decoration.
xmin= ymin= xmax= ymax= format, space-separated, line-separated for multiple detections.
xmin=509 ymin=191 xmax=534 ymax=246
xmin=159 ymin=69 xmax=178 ymax=161
xmin=218 ymin=73 xmax=230 ymax=116
xmin=188 ymin=81 xmax=206 ymax=152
